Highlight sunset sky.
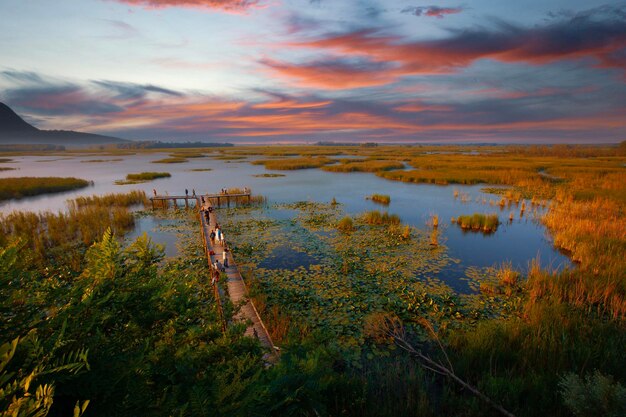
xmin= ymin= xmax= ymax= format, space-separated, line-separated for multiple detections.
xmin=1 ymin=0 xmax=625 ymax=143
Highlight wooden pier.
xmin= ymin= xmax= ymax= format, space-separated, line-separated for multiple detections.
xmin=154 ymin=191 xmax=278 ymax=362
xmin=149 ymin=191 xmax=251 ymax=209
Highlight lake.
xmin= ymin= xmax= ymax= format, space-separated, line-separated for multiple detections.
xmin=0 ymin=152 xmax=572 ymax=290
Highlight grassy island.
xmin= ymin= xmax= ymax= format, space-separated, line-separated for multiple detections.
xmin=0 ymin=176 xmax=91 ymax=200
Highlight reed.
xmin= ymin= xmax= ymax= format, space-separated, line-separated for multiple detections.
xmin=169 ymin=152 xmax=205 ymax=158
xmin=125 ymin=172 xmax=171 ymax=181
xmin=0 ymin=191 xmax=145 ymax=269
xmin=337 ymin=216 xmax=355 ymax=232
xmin=362 ymin=210 xmax=401 ymax=226
xmin=455 ymin=213 xmax=499 ymax=232
xmin=0 ymin=177 xmax=91 ymax=200
xmin=368 ymin=194 xmax=391 ymax=205
xmin=151 ymin=157 xmax=188 ymax=163
xmin=252 ymin=156 xmax=331 ymax=170
xmin=322 ymin=160 xmax=404 ymax=173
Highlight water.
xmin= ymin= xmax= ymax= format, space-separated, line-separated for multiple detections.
xmin=0 ymin=152 xmax=572 ymax=285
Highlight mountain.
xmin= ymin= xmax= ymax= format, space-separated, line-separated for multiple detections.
xmin=0 ymin=102 xmax=129 ymax=145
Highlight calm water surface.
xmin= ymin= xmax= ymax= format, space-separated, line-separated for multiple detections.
xmin=0 ymin=152 xmax=572 ymax=289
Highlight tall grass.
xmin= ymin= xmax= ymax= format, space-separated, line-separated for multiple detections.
xmin=454 ymin=213 xmax=499 ymax=232
xmin=69 ymin=190 xmax=147 ymax=208
xmin=252 ymin=156 xmax=331 ymax=170
xmin=0 ymin=177 xmax=91 ymax=200
xmin=125 ymin=172 xmax=171 ymax=181
xmin=151 ymin=157 xmax=188 ymax=164
xmin=367 ymin=194 xmax=391 ymax=205
xmin=323 ymin=160 xmax=404 ymax=172
xmin=362 ymin=210 xmax=401 ymax=226
xmin=0 ymin=191 xmax=145 ymax=269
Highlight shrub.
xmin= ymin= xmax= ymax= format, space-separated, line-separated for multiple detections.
xmin=560 ymin=371 xmax=626 ymax=417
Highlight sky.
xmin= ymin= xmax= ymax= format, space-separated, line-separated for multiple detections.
xmin=0 ymin=0 xmax=625 ymax=144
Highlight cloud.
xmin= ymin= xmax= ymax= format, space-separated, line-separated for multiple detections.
xmin=401 ymin=5 xmax=463 ymax=18
xmin=110 ymin=0 xmax=260 ymax=12
xmin=260 ymin=57 xmax=399 ymax=89
xmin=287 ymin=6 xmax=626 ymax=81
xmin=2 ymin=70 xmax=624 ymax=143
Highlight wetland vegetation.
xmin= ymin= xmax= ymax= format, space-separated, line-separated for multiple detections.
xmin=115 ymin=171 xmax=171 ymax=184
xmin=1 ymin=143 xmax=625 ymax=417
xmin=0 ymin=176 xmax=91 ymax=200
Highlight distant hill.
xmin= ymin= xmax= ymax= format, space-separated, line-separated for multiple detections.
xmin=0 ymin=102 xmax=129 ymax=145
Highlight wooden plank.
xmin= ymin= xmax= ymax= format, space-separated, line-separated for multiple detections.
xmin=198 ymin=197 xmax=279 ymax=364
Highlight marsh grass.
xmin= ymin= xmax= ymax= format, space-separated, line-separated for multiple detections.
xmin=190 ymin=168 xmax=213 ymax=171
xmin=169 ymin=152 xmax=205 ymax=158
xmin=151 ymin=157 xmax=188 ymax=164
xmin=81 ymin=158 xmax=123 ymax=163
xmin=126 ymin=172 xmax=171 ymax=181
xmin=337 ymin=216 xmax=355 ymax=232
xmin=252 ymin=156 xmax=332 ymax=170
xmin=454 ymin=213 xmax=499 ymax=233
xmin=0 ymin=177 xmax=91 ymax=201
xmin=367 ymin=194 xmax=391 ymax=205
xmin=0 ymin=191 xmax=146 ymax=269
xmin=252 ymin=173 xmax=285 ymax=177
xmin=362 ymin=210 xmax=401 ymax=226
xmin=323 ymin=160 xmax=404 ymax=173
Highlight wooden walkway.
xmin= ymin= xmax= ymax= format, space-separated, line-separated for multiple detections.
xmin=189 ymin=196 xmax=278 ymax=363
xmin=149 ymin=192 xmax=251 ymax=209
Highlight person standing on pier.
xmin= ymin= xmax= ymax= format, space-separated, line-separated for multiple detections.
xmin=219 ymin=232 xmax=225 ymax=247
xmin=215 ymin=226 xmax=222 ymax=245
xmin=210 ymin=229 xmax=216 ymax=244
xmin=192 ymin=189 xmax=196 ymax=197
xmin=222 ymin=247 xmax=229 ymax=268
xmin=153 ymin=189 xmax=157 ymax=197
xmin=185 ymin=188 xmax=188 ymax=197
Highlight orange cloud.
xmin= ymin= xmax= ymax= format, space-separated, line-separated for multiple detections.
xmin=261 ymin=58 xmax=400 ymax=89
xmin=112 ymin=0 xmax=260 ymax=12
xmin=284 ymin=9 xmax=626 ymax=83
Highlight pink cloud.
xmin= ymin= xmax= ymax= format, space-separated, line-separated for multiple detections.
xmin=111 ymin=0 xmax=260 ymax=12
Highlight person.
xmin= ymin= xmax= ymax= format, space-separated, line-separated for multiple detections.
xmin=209 ymin=229 xmax=216 ymax=244
xmin=215 ymin=227 xmax=222 ymax=245
xmin=201 ymin=196 xmax=205 ymax=204
xmin=222 ymin=247 xmax=229 ymax=268
xmin=185 ymin=188 xmax=188 ymax=196
xmin=153 ymin=189 xmax=157 ymax=197
xmin=214 ymin=259 xmax=224 ymax=272
xmin=192 ymin=189 xmax=196 ymax=197
xmin=219 ymin=232 xmax=225 ymax=247
xmin=211 ymin=269 xmax=218 ymax=285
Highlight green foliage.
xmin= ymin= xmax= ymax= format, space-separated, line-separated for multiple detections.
xmin=0 ymin=177 xmax=91 ymax=201
xmin=560 ymin=371 xmax=626 ymax=417
xmin=0 ymin=331 xmax=89 ymax=417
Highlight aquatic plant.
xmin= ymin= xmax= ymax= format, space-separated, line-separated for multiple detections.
xmin=151 ymin=157 xmax=188 ymax=163
xmin=252 ymin=156 xmax=332 ymax=170
xmin=337 ymin=216 xmax=354 ymax=232
xmin=455 ymin=213 xmax=499 ymax=233
xmin=323 ymin=160 xmax=404 ymax=173
xmin=126 ymin=172 xmax=171 ymax=181
xmin=0 ymin=177 xmax=91 ymax=200
xmin=367 ymin=194 xmax=391 ymax=205
xmin=362 ymin=210 xmax=401 ymax=226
